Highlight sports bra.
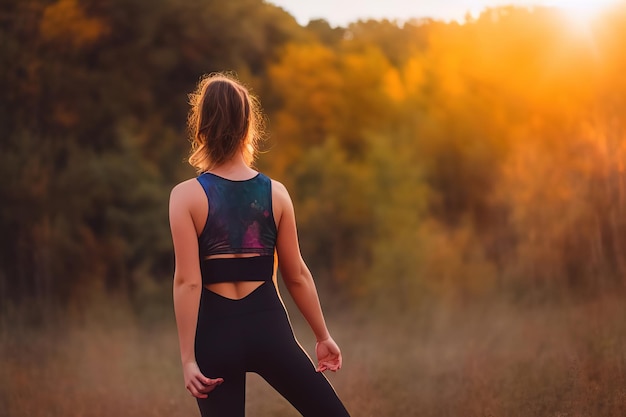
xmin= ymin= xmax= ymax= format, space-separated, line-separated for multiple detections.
xmin=196 ymin=171 xmax=277 ymax=285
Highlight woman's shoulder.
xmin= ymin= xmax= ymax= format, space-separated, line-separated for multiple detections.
xmin=171 ymin=177 xmax=201 ymax=192
xmin=170 ymin=178 xmax=204 ymax=204
xmin=269 ymin=178 xmax=295 ymax=217
xmin=269 ymin=178 xmax=289 ymax=198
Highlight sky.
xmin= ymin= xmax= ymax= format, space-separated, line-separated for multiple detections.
xmin=265 ymin=0 xmax=607 ymax=26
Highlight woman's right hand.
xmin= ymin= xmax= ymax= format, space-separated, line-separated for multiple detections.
xmin=183 ymin=361 xmax=224 ymax=399
xmin=315 ymin=336 xmax=343 ymax=373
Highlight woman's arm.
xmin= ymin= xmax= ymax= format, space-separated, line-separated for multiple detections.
xmin=273 ymin=181 xmax=343 ymax=372
xmin=169 ymin=181 xmax=223 ymax=398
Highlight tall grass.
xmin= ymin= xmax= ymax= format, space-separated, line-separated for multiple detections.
xmin=2 ymin=285 xmax=626 ymax=416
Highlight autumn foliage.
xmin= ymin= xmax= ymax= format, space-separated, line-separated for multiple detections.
xmin=2 ymin=0 xmax=626 ymax=314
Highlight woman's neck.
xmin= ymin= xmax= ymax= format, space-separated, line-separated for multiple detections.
xmin=208 ymin=153 xmax=257 ymax=180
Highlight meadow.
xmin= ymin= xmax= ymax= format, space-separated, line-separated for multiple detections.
xmin=3 ymin=283 xmax=626 ymax=417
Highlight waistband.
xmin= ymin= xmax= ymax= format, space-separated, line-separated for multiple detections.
xmin=198 ymin=280 xmax=285 ymax=319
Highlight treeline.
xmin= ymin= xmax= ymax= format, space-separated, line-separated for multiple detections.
xmin=2 ymin=0 xmax=626 ymax=312
xmin=0 ymin=0 xmax=305 ymax=309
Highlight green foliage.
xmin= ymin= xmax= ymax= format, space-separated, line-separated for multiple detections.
xmin=291 ymin=139 xmax=375 ymax=289
xmin=0 ymin=0 xmax=302 ymax=311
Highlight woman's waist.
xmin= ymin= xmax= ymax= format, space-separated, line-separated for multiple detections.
xmin=198 ymin=280 xmax=285 ymax=319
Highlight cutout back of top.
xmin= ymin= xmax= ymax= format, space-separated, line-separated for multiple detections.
xmin=196 ymin=172 xmax=277 ymax=284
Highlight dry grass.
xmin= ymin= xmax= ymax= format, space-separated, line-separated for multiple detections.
xmin=2 ymin=289 xmax=626 ymax=417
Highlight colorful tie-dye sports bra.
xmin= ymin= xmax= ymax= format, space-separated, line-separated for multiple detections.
xmin=196 ymin=171 xmax=277 ymax=285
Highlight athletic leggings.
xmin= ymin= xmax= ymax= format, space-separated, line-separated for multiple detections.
xmin=194 ymin=280 xmax=351 ymax=417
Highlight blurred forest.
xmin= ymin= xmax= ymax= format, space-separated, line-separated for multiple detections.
xmin=2 ymin=1 xmax=626 ymax=416
xmin=2 ymin=0 xmax=625 ymax=312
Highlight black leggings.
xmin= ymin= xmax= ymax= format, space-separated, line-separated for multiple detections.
xmin=194 ymin=281 xmax=350 ymax=417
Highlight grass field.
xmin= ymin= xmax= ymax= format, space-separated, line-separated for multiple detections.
xmin=2 ymin=286 xmax=626 ymax=417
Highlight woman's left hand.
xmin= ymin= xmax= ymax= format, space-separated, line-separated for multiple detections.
xmin=315 ymin=336 xmax=342 ymax=372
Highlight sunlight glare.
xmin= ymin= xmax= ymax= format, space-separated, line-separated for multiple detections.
xmin=546 ymin=0 xmax=619 ymax=26
xmin=544 ymin=0 xmax=619 ymax=53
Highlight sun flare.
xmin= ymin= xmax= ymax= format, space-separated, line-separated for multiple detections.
xmin=546 ymin=0 xmax=620 ymax=25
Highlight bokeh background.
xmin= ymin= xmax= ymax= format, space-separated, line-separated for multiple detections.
xmin=2 ymin=1 xmax=626 ymax=416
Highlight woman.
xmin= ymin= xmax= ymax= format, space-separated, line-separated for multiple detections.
xmin=168 ymin=73 xmax=351 ymax=417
